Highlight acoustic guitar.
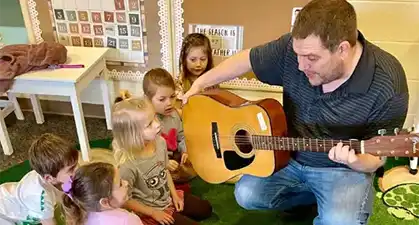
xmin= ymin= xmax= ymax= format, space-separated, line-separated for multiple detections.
xmin=182 ymin=89 xmax=419 ymax=184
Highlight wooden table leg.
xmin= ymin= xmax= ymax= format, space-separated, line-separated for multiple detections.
xmin=29 ymin=94 xmax=44 ymax=124
xmin=101 ymin=76 xmax=112 ymax=130
xmin=70 ymin=88 xmax=90 ymax=162
xmin=7 ymin=93 xmax=24 ymax=120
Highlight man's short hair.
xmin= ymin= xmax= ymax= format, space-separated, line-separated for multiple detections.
xmin=292 ymin=0 xmax=357 ymax=52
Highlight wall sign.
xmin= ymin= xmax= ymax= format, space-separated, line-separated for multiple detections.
xmin=291 ymin=7 xmax=302 ymax=31
xmin=188 ymin=24 xmax=244 ymax=57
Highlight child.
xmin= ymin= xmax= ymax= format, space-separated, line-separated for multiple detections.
xmin=177 ymin=33 xmax=216 ymax=97
xmin=61 ymin=162 xmax=143 ymax=225
xmin=112 ymin=96 xmax=212 ymax=225
xmin=0 ymin=133 xmax=79 ymax=225
xmin=143 ymin=68 xmax=196 ymax=188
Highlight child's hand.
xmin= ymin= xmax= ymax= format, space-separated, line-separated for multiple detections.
xmin=181 ymin=153 xmax=188 ymax=165
xmin=173 ymin=194 xmax=184 ymax=212
xmin=168 ymin=160 xmax=179 ymax=171
xmin=151 ymin=209 xmax=174 ymax=225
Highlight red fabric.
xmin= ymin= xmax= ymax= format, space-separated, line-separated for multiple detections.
xmin=161 ymin=128 xmax=178 ymax=151
xmin=175 ymin=183 xmax=191 ymax=194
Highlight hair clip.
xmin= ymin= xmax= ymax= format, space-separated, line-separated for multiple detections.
xmin=62 ymin=178 xmax=73 ymax=199
xmin=48 ymin=64 xmax=85 ymax=69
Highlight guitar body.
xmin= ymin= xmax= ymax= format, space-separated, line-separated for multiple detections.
xmin=182 ymin=89 xmax=290 ymax=184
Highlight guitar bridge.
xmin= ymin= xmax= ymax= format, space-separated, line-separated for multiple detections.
xmin=212 ymin=122 xmax=222 ymax=158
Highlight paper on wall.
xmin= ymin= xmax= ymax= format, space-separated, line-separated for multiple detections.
xmin=188 ymin=24 xmax=244 ymax=57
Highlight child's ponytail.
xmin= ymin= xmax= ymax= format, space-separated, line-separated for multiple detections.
xmin=61 ymin=162 xmax=116 ymax=225
xmin=114 ymin=89 xmax=132 ymax=103
xmin=62 ymin=194 xmax=87 ymax=225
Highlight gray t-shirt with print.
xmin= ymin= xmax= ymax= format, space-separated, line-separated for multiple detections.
xmin=119 ymin=136 xmax=171 ymax=210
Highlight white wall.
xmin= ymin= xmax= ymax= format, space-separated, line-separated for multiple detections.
xmin=349 ymin=0 xmax=419 ymax=128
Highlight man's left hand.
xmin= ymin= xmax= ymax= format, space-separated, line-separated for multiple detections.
xmin=328 ymin=142 xmax=358 ymax=165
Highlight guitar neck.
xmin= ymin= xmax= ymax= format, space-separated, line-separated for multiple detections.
xmin=251 ymin=135 xmax=362 ymax=154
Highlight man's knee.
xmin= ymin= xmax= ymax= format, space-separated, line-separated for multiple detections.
xmin=316 ymin=210 xmax=370 ymax=225
xmin=234 ymin=178 xmax=265 ymax=210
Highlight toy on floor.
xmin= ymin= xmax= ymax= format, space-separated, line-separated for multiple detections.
xmin=378 ymin=151 xmax=419 ymax=220
xmin=380 ymin=183 xmax=419 ymax=220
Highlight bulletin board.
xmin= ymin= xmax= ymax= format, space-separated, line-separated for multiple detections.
xmin=173 ymin=0 xmax=311 ymax=91
xmin=19 ymin=0 xmax=174 ymax=81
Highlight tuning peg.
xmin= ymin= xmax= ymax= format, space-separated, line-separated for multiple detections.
xmin=378 ymin=129 xmax=387 ymax=136
xmin=393 ymin=127 xmax=412 ymax=135
xmin=410 ymin=157 xmax=418 ymax=175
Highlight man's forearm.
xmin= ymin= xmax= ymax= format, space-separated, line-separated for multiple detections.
xmin=349 ymin=154 xmax=385 ymax=173
xmin=194 ymin=49 xmax=252 ymax=90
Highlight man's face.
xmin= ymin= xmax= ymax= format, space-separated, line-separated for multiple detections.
xmin=293 ymin=34 xmax=346 ymax=86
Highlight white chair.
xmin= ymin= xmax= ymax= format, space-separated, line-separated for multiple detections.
xmin=0 ymin=92 xmax=43 ymax=155
xmin=0 ymin=93 xmax=24 ymax=155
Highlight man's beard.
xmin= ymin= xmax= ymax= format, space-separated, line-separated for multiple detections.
xmin=319 ymin=60 xmax=345 ymax=85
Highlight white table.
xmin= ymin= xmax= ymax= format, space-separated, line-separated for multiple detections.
xmin=8 ymin=46 xmax=112 ymax=162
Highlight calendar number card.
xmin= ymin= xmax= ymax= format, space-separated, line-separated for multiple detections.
xmin=49 ymin=0 xmax=147 ymax=64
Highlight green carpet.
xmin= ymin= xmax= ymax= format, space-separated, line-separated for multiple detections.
xmin=0 ymin=139 xmax=418 ymax=225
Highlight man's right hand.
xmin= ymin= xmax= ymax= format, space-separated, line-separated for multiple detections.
xmin=181 ymin=83 xmax=201 ymax=105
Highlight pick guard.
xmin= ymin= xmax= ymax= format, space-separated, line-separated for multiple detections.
xmin=223 ymin=150 xmax=255 ymax=170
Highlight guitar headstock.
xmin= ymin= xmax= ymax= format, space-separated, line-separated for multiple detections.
xmin=366 ymin=128 xmax=419 ymax=157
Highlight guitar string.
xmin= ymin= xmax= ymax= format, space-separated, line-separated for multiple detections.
xmin=217 ymin=134 xmax=411 ymax=140
xmin=210 ymin=136 xmax=411 ymax=144
xmin=214 ymin=143 xmax=417 ymax=156
xmin=199 ymin=136 xmax=415 ymax=154
xmin=215 ymin=135 xmax=412 ymax=144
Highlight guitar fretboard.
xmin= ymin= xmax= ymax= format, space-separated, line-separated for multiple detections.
xmin=251 ymin=135 xmax=362 ymax=153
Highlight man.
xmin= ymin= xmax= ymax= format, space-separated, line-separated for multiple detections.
xmin=182 ymin=0 xmax=409 ymax=224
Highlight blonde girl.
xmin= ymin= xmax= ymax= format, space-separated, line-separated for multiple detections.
xmin=111 ymin=95 xmax=212 ymax=225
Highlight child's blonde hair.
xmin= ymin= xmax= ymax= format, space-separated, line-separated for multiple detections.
xmin=111 ymin=92 xmax=153 ymax=165
xmin=178 ymin=33 xmax=214 ymax=93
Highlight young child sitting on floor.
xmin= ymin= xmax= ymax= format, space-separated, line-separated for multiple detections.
xmin=62 ymin=162 xmax=143 ymax=225
xmin=111 ymin=95 xmax=212 ymax=225
xmin=142 ymin=68 xmax=196 ymax=190
xmin=177 ymin=33 xmax=216 ymax=97
xmin=0 ymin=133 xmax=79 ymax=225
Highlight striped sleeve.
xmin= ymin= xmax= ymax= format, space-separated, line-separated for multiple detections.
xmin=364 ymin=92 xmax=409 ymax=139
xmin=249 ymin=33 xmax=291 ymax=86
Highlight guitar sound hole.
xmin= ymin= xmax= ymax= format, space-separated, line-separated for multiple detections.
xmin=235 ymin=129 xmax=253 ymax=154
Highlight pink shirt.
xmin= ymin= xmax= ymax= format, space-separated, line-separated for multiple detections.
xmin=86 ymin=208 xmax=143 ymax=225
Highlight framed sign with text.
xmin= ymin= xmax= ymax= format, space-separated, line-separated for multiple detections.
xmin=188 ymin=24 xmax=244 ymax=58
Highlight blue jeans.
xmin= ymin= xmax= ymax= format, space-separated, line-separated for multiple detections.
xmin=234 ymin=159 xmax=374 ymax=225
